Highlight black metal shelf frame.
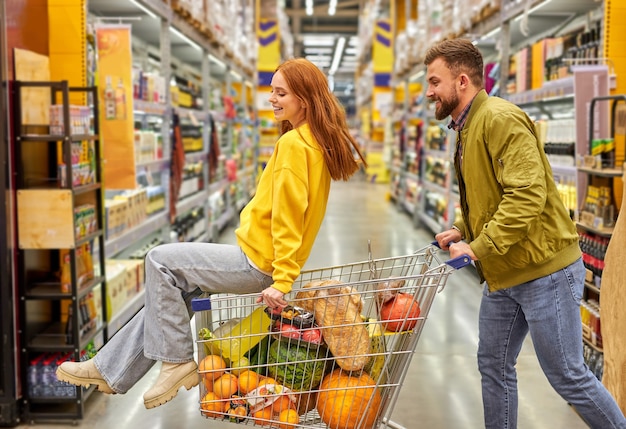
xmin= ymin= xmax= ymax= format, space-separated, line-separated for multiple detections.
xmin=12 ymin=80 xmax=108 ymax=422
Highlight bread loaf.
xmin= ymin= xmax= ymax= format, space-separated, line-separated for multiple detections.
xmin=296 ymin=280 xmax=370 ymax=371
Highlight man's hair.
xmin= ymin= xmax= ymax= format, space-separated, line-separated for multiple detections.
xmin=424 ymin=38 xmax=484 ymax=88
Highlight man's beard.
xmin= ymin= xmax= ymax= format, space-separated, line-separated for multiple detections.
xmin=434 ymin=90 xmax=459 ymax=120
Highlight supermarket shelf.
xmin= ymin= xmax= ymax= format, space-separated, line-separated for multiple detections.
xmin=585 ymin=280 xmax=601 ymax=294
xmin=214 ymin=207 xmax=235 ymax=232
xmin=551 ymin=165 xmax=577 ymax=176
xmin=17 ymin=133 xmax=98 ymax=142
xmin=185 ymin=150 xmax=207 ymax=163
xmin=133 ymin=99 xmax=168 ymax=116
xmin=419 ymin=212 xmax=442 ymax=234
xmin=208 ymin=178 xmax=229 ymax=196
xmin=422 ymin=180 xmax=448 ymax=195
xmin=105 ymin=212 xmax=169 ymax=258
xmin=577 ymin=166 xmax=623 ymax=178
xmin=402 ymin=201 xmax=416 ymax=215
xmin=107 ymin=290 xmax=145 ymax=341
xmin=575 ymin=221 xmax=614 ymax=237
xmin=583 ymin=336 xmax=603 ymax=354
xmin=191 ymin=231 xmax=210 ymax=243
xmin=404 ymin=172 xmax=419 ymax=182
xmin=28 ymin=322 xmax=105 ymax=353
xmin=424 ymin=148 xmax=448 ymax=159
xmin=23 ymin=276 xmax=105 ymax=300
xmin=136 ymin=158 xmax=170 ymax=170
xmin=175 ymin=189 xmax=208 ymax=215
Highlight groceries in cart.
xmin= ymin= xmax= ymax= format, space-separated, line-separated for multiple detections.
xmin=194 ymin=245 xmax=466 ymax=428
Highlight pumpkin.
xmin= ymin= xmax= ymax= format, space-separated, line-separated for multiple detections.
xmin=380 ymin=293 xmax=421 ymax=332
xmin=316 ymin=370 xmax=381 ymax=429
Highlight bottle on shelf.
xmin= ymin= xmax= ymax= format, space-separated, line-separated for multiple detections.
xmin=104 ymin=76 xmax=116 ymax=120
xmin=115 ymin=77 xmax=127 ymax=120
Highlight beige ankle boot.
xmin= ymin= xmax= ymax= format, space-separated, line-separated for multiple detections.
xmin=143 ymin=361 xmax=198 ymax=409
xmin=56 ymin=359 xmax=115 ymax=394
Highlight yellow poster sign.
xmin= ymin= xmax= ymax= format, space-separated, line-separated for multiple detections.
xmin=373 ymin=19 xmax=393 ymax=74
xmin=95 ymin=25 xmax=136 ymax=189
xmin=257 ymin=19 xmax=280 ymax=73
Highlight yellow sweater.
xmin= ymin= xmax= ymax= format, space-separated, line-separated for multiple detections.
xmin=236 ymin=123 xmax=331 ymax=294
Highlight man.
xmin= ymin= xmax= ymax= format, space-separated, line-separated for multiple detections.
xmin=428 ymin=38 xmax=626 ymax=429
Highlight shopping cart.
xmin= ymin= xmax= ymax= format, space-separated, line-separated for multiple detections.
xmin=192 ymin=243 xmax=470 ymax=429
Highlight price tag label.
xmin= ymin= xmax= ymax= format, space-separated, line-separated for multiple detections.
xmin=188 ymin=111 xmax=199 ymax=127
xmin=582 ymin=155 xmax=597 ymax=168
xmin=580 ymin=211 xmax=596 ymax=227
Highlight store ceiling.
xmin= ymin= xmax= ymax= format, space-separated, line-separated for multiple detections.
xmin=282 ymin=0 xmax=360 ymax=78
xmin=87 ymin=0 xmax=602 ymax=111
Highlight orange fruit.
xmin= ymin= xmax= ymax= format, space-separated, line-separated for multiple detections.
xmin=257 ymin=377 xmax=278 ymax=394
xmin=238 ymin=370 xmax=260 ymax=395
xmin=251 ymin=405 xmax=273 ymax=426
xmin=213 ymin=373 xmax=239 ymax=399
xmin=199 ymin=355 xmax=227 ymax=382
xmin=202 ymin=377 xmax=214 ymax=394
xmin=200 ymin=392 xmax=228 ymax=419
xmin=277 ymin=408 xmax=300 ymax=429
xmin=227 ymin=405 xmax=248 ymax=422
xmin=271 ymin=395 xmax=296 ymax=414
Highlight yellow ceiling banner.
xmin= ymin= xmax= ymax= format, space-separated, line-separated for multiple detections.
xmin=257 ymin=19 xmax=280 ymax=74
xmin=373 ymin=19 xmax=393 ymax=74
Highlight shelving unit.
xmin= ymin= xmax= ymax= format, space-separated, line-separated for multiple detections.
xmin=4 ymin=1 xmax=260 ymax=423
xmin=576 ymin=95 xmax=625 ymax=378
xmin=87 ymin=0 xmax=260 ymax=347
xmin=13 ymin=81 xmax=107 ymax=422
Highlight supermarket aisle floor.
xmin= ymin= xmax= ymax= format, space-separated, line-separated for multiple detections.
xmin=21 ymin=180 xmax=587 ymax=428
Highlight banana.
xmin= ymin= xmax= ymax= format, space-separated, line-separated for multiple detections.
xmin=364 ymin=319 xmax=388 ymax=385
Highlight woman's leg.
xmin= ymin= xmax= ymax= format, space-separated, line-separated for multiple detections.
xmin=142 ymin=242 xmax=272 ymax=362
xmin=93 ymin=288 xmax=201 ymax=393
xmin=58 ymin=242 xmax=272 ymax=399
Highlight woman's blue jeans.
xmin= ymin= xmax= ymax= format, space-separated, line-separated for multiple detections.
xmin=478 ymin=258 xmax=626 ymax=429
xmin=92 ymin=242 xmax=273 ymax=394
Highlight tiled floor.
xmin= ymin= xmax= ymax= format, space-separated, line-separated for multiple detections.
xmin=18 ymin=180 xmax=588 ymax=428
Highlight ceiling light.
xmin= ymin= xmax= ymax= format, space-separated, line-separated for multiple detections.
xmin=208 ymin=54 xmax=226 ymax=69
xmin=328 ymin=0 xmax=337 ymax=16
xmin=302 ymin=36 xmax=336 ymax=46
xmin=129 ymin=0 xmax=157 ymax=19
xmin=170 ymin=27 xmax=202 ymax=51
xmin=304 ymin=47 xmax=333 ymax=54
xmin=328 ymin=37 xmax=346 ymax=76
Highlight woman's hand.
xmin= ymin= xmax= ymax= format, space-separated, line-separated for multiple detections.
xmin=256 ymin=286 xmax=288 ymax=309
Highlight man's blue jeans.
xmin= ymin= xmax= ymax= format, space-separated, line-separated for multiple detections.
xmin=478 ymin=258 xmax=626 ymax=429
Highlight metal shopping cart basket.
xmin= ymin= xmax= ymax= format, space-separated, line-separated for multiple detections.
xmin=192 ymin=243 xmax=469 ymax=429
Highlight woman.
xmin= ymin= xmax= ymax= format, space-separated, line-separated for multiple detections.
xmin=57 ymin=58 xmax=366 ymax=409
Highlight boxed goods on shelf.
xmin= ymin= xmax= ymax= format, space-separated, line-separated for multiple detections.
xmin=17 ymin=190 xmax=97 ymax=249
xmin=49 ymin=105 xmax=91 ymax=135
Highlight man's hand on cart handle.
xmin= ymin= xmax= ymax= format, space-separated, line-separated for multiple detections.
xmin=257 ymin=286 xmax=288 ymax=309
xmin=435 ymin=229 xmax=477 ymax=261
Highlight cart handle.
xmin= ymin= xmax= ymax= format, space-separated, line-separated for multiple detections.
xmin=431 ymin=241 xmax=472 ymax=270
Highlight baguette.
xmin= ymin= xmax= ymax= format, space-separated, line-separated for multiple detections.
xmin=296 ymin=280 xmax=370 ymax=371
